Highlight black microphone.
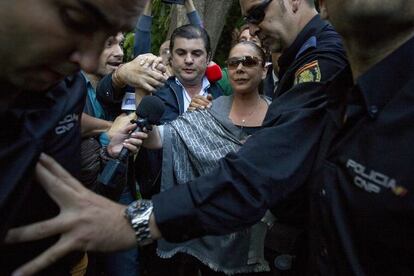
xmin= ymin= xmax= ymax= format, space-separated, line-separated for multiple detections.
xmin=96 ymin=95 xmax=165 ymax=200
xmin=117 ymin=96 xmax=165 ymax=162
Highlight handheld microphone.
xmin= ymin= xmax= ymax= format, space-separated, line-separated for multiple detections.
xmin=117 ymin=96 xmax=165 ymax=162
xmin=97 ymin=95 xmax=165 ymax=200
xmin=205 ymin=62 xmax=223 ymax=83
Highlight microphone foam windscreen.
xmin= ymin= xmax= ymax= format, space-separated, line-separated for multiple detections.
xmin=136 ymin=96 xmax=165 ymax=125
xmin=205 ymin=63 xmax=223 ymax=83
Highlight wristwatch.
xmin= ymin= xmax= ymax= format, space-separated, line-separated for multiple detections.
xmin=124 ymin=199 xmax=154 ymax=246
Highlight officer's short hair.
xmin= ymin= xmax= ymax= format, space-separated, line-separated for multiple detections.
xmin=169 ymin=24 xmax=211 ymax=59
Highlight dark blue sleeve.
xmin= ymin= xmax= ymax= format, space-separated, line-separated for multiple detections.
xmin=187 ymin=11 xmax=203 ymax=27
xmin=208 ymin=83 xmax=223 ymax=99
xmin=152 ymin=81 xmax=330 ymax=242
xmin=95 ymin=74 xmax=125 ymax=119
xmin=134 ymin=15 xmax=152 ymax=57
xmin=153 ymin=86 xmax=181 ymax=123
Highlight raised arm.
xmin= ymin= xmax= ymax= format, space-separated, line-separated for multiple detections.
xmin=185 ymin=0 xmax=203 ymax=27
xmin=96 ymin=53 xmax=167 ymax=113
xmin=133 ymin=0 xmax=152 ymax=56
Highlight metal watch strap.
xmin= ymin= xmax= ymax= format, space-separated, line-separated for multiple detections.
xmin=125 ymin=200 xmax=154 ymax=246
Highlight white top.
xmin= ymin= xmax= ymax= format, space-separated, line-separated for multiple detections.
xmin=175 ymin=76 xmax=211 ymax=111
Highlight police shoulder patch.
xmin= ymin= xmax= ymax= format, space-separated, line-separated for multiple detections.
xmin=294 ymin=60 xmax=321 ymax=85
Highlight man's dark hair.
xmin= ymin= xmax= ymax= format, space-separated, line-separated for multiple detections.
xmin=169 ymin=24 xmax=211 ymax=58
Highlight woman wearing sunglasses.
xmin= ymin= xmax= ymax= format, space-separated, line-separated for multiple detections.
xmin=140 ymin=41 xmax=273 ymax=275
xmin=217 ymin=24 xmax=265 ymax=96
xmin=224 ymin=41 xmax=270 ymax=136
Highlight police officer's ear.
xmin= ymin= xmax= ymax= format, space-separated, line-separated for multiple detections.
xmin=318 ymin=0 xmax=329 ymax=20
xmin=290 ymin=0 xmax=300 ymax=13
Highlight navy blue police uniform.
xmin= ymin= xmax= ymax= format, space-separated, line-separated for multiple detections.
xmin=0 ymin=73 xmax=86 ymax=275
xmin=307 ymin=36 xmax=414 ymax=276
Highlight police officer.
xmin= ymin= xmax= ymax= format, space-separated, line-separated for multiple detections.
xmin=0 ymin=0 xmax=148 ymax=274
xmin=242 ymin=0 xmax=347 ymax=97
xmin=305 ymin=0 xmax=414 ymax=274
xmin=239 ymin=0 xmax=347 ymax=272
xmin=9 ymin=0 xmax=414 ymax=276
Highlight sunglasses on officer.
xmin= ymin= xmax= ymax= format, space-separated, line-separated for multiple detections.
xmin=226 ymin=56 xmax=263 ymax=70
xmin=243 ymin=0 xmax=273 ymax=25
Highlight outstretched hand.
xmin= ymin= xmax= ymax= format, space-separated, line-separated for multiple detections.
xmin=5 ymin=154 xmax=137 ymax=276
xmin=115 ymin=53 xmax=168 ymax=92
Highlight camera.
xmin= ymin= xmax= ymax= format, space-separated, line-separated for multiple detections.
xmin=162 ymin=0 xmax=185 ymax=4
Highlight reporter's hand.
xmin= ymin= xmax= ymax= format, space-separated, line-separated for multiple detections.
xmin=107 ymin=120 xmax=148 ymax=158
xmin=115 ymin=53 xmax=168 ymax=92
xmin=187 ymin=94 xmax=213 ymax=111
xmin=106 ymin=113 xmax=136 ymax=140
xmin=5 ymin=154 xmax=137 ymax=276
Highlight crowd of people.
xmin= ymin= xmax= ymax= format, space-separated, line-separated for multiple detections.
xmin=0 ymin=0 xmax=413 ymax=275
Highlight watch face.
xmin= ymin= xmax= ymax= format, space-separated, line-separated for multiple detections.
xmin=125 ymin=200 xmax=152 ymax=219
xmin=125 ymin=202 xmax=138 ymax=219
xmin=124 ymin=200 xmax=154 ymax=246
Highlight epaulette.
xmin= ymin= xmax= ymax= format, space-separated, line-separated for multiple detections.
xmin=295 ymin=36 xmax=317 ymax=60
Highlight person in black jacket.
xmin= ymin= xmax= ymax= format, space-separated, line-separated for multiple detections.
xmin=141 ymin=24 xmax=223 ymax=122
xmin=133 ymin=24 xmax=224 ymax=275
xmin=133 ymin=24 xmax=223 ymax=201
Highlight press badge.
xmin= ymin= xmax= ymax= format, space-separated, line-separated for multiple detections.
xmin=121 ymin=92 xmax=136 ymax=111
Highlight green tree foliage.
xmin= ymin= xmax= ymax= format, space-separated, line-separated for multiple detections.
xmin=123 ymin=32 xmax=135 ymax=62
xmin=214 ymin=0 xmax=243 ymax=66
xmin=150 ymin=0 xmax=172 ymax=55
xmin=122 ymin=0 xmax=171 ymax=62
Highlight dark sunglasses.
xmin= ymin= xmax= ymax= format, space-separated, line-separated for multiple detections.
xmin=226 ymin=56 xmax=263 ymax=69
xmin=243 ymin=0 xmax=273 ymax=25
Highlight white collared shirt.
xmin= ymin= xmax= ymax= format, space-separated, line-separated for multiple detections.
xmin=175 ymin=76 xmax=211 ymax=111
